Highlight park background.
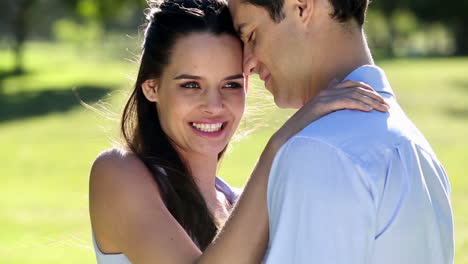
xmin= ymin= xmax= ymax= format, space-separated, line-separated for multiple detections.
xmin=0 ymin=0 xmax=467 ymax=263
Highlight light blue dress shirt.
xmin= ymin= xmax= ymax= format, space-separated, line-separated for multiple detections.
xmin=264 ymin=65 xmax=454 ymax=264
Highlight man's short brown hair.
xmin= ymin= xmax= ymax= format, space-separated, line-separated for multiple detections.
xmin=243 ymin=0 xmax=369 ymax=26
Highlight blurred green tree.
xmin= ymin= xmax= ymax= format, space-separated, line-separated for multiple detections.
xmin=407 ymin=0 xmax=468 ymax=55
xmin=64 ymin=0 xmax=146 ymax=26
xmin=0 ymin=0 xmax=146 ymax=73
xmin=370 ymin=0 xmax=467 ymax=55
xmin=370 ymin=0 xmax=408 ymax=56
xmin=1 ymin=0 xmax=37 ymax=74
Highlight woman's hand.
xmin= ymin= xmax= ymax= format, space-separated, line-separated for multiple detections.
xmin=270 ymin=80 xmax=390 ymax=150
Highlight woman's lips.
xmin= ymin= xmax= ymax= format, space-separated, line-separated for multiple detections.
xmin=189 ymin=121 xmax=228 ymax=138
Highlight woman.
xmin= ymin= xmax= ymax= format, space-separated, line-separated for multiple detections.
xmin=89 ymin=0 xmax=389 ymax=263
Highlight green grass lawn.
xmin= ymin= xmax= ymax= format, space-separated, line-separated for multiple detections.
xmin=1 ymin=42 xmax=467 ymax=263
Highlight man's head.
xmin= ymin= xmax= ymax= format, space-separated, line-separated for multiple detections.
xmin=242 ymin=0 xmax=368 ymax=25
xmin=229 ymin=0 xmax=370 ymax=108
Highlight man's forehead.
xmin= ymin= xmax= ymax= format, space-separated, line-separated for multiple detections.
xmin=228 ymin=0 xmax=243 ymax=22
xmin=228 ymin=0 xmax=250 ymax=27
xmin=228 ymin=0 xmax=240 ymax=12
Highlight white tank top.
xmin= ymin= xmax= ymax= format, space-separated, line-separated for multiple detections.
xmin=92 ymin=177 xmax=241 ymax=264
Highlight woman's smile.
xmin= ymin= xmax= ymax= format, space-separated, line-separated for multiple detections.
xmin=189 ymin=120 xmax=228 ymax=138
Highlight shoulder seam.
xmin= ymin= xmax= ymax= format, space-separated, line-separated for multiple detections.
xmin=280 ymin=136 xmax=373 ymax=191
xmin=285 ymin=135 xmax=362 ymax=165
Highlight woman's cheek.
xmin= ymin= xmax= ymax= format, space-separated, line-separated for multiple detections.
xmin=231 ymin=94 xmax=246 ymax=119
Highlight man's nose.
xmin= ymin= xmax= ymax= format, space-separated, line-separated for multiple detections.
xmin=243 ymin=44 xmax=258 ymax=75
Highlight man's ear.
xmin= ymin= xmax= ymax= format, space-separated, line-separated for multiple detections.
xmin=141 ymin=79 xmax=159 ymax=102
xmin=293 ymin=0 xmax=314 ymax=25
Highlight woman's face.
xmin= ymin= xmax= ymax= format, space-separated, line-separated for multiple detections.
xmin=151 ymin=32 xmax=245 ymax=158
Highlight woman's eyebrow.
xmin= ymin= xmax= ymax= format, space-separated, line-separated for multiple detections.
xmin=223 ymin=74 xmax=244 ymax=81
xmin=174 ymin=74 xmax=202 ymax=80
xmin=174 ymin=74 xmax=243 ymax=80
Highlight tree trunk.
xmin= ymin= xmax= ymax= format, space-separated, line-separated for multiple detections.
xmin=10 ymin=0 xmax=35 ymax=74
xmin=383 ymin=13 xmax=396 ymax=58
xmin=454 ymin=22 xmax=468 ymax=56
xmin=13 ymin=11 xmax=26 ymax=74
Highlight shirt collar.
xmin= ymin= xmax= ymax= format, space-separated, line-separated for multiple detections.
xmin=342 ymin=65 xmax=395 ymax=97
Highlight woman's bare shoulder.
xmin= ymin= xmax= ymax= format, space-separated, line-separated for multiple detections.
xmin=92 ymin=147 xmax=141 ymax=170
xmin=89 ymin=147 xmax=160 ymax=202
xmin=90 ymin=148 xmax=155 ymax=183
xmin=89 ymin=148 xmax=163 ymax=247
xmin=89 ymin=148 xmax=200 ymax=261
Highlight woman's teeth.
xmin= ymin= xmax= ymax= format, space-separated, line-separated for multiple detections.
xmin=191 ymin=122 xmax=223 ymax=133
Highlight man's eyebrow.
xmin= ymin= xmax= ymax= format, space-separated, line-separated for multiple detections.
xmin=236 ymin=23 xmax=247 ymax=37
xmin=174 ymin=74 xmax=202 ymax=80
xmin=223 ymin=74 xmax=244 ymax=81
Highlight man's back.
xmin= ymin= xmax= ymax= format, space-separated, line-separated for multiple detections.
xmin=264 ymin=66 xmax=454 ymax=263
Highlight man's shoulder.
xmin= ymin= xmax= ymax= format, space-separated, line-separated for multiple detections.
xmin=295 ymin=109 xmax=392 ymax=147
xmin=285 ymin=105 xmax=435 ymax=162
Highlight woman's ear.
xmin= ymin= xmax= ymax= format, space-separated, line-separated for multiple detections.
xmin=141 ymin=79 xmax=159 ymax=102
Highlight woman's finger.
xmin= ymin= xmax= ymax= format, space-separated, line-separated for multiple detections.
xmin=330 ymin=97 xmax=373 ymax=112
xmin=350 ymin=87 xmax=389 ymax=105
xmin=327 ymin=78 xmax=341 ymax=89
xmin=328 ymin=86 xmax=389 ymax=106
xmin=349 ymin=91 xmax=389 ymax=112
xmin=335 ymin=80 xmax=373 ymax=91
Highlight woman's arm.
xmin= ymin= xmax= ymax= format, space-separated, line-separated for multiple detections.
xmin=198 ymin=80 xmax=389 ymax=264
xmin=198 ymin=138 xmax=276 ymax=264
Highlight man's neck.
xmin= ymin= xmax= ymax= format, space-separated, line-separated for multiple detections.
xmin=302 ymin=28 xmax=374 ymax=106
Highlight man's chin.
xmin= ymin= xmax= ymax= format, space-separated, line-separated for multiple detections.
xmin=273 ymin=96 xmax=299 ymax=109
xmin=273 ymin=95 xmax=291 ymax=109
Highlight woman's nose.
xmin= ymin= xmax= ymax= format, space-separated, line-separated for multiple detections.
xmin=201 ymin=90 xmax=224 ymax=115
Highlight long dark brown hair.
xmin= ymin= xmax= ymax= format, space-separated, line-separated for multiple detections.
xmin=121 ymin=0 xmax=239 ymax=250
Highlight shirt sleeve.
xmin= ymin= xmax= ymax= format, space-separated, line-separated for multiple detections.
xmin=264 ymin=136 xmax=377 ymax=264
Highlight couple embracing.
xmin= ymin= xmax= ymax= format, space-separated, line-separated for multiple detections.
xmin=89 ymin=0 xmax=454 ymax=263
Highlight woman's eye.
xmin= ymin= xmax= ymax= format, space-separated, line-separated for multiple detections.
xmin=224 ymin=82 xmax=243 ymax=89
xmin=180 ymin=82 xmax=200 ymax=89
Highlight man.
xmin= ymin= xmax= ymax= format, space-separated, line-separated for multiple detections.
xmin=224 ymin=0 xmax=454 ymax=263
